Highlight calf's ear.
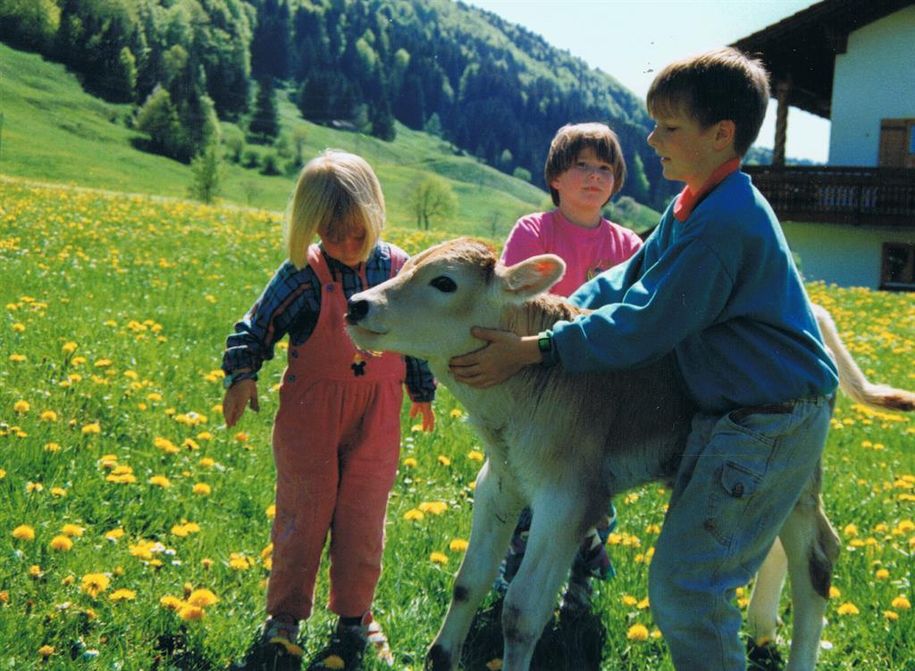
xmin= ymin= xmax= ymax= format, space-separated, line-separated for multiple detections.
xmin=501 ymin=254 xmax=566 ymax=300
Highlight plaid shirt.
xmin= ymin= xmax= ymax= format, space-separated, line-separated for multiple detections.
xmin=222 ymin=242 xmax=436 ymax=402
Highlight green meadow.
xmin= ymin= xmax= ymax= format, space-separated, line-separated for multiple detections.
xmin=1 ymin=179 xmax=913 ymax=669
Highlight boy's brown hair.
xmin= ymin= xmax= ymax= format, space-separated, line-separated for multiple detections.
xmin=646 ymin=47 xmax=770 ymax=156
xmin=544 ymin=122 xmax=627 ymax=206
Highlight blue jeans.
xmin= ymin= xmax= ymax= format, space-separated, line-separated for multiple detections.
xmin=649 ymin=397 xmax=832 ymax=671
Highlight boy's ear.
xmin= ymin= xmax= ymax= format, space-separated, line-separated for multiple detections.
xmin=500 ymin=254 xmax=566 ymax=301
xmin=714 ymin=120 xmax=736 ymax=149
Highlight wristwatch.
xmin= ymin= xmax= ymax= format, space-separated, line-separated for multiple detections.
xmin=223 ymin=370 xmax=257 ymax=389
xmin=537 ymin=330 xmax=557 ymax=367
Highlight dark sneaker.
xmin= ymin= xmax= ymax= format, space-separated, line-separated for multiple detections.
xmin=307 ymin=612 xmax=393 ymax=670
xmin=746 ymin=637 xmax=785 ymax=671
xmin=230 ymin=619 xmax=304 ymax=671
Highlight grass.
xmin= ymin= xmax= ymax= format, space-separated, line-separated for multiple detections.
xmin=1 ymin=179 xmax=913 ymax=669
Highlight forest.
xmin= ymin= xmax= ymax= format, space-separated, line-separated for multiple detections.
xmin=0 ymin=0 xmax=681 ymax=208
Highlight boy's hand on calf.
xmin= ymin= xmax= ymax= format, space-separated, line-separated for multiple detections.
xmin=448 ymin=327 xmax=542 ymax=388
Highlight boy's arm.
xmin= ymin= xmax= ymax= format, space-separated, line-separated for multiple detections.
xmin=554 ymin=237 xmax=732 ymax=372
xmin=452 ymin=235 xmax=733 ymax=387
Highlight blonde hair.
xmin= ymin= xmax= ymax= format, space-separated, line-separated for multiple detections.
xmin=284 ymin=149 xmax=385 ymax=269
xmin=544 ymin=123 xmax=627 ymax=207
xmin=647 ymin=47 xmax=770 ymax=156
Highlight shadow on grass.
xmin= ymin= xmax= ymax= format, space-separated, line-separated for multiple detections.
xmin=460 ymin=599 xmax=607 ymax=671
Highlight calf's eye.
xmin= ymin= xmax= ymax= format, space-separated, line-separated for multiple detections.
xmin=430 ymin=276 xmax=457 ymax=293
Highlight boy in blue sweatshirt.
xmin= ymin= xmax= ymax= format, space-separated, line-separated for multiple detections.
xmin=450 ymin=47 xmax=838 ymax=670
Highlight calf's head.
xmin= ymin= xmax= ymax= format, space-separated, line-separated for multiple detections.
xmin=346 ymin=238 xmax=565 ymax=361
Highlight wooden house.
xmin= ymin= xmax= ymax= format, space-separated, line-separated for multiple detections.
xmin=733 ymin=0 xmax=915 ymax=290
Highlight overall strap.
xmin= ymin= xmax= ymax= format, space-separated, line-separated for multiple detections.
xmin=306 ymin=244 xmax=334 ymax=286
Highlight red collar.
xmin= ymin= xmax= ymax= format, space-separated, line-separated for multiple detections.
xmin=673 ymin=158 xmax=741 ymax=222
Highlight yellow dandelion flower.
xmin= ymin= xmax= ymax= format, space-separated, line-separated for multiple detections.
xmin=884 ymin=610 xmax=900 ymax=621
xmin=110 ymin=589 xmax=136 ymax=602
xmin=419 ymin=501 xmax=448 ymax=515
xmin=234 ymin=432 xmax=249 ymax=443
xmin=0 ymin=469 xmax=5 ymax=479
xmin=61 ymin=524 xmax=85 ymax=537
xmin=12 ymin=322 xmax=25 ymax=333
xmin=437 ymin=455 xmax=451 ymax=466
xmin=45 ymin=442 xmax=61 ymax=453
xmin=12 ymin=525 xmax=36 ymax=541
xmin=160 ymin=595 xmax=184 ymax=611
xmin=9 ymin=353 xmax=26 ymax=363
xmin=403 ymin=509 xmax=425 ymax=522
xmin=153 ymin=436 xmax=179 ymax=454
xmin=81 ymin=422 xmax=101 ymax=435
xmin=449 ymin=538 xmax=469 ymax=552
xmin=875 ymin=568 xmax=890 ymax=580
xmin=62 ymin=341 xmax=78 ymax=354
xmin=836 ymin=602 xmax=859 ymax=616
xmin=266 ymin=504 xmax=276 ymax=519
xmin=402 ymin=457 xmax=418 ymax=468
xmin=829 ymin=585 xmax=841 ymax=599
xmin=13 ymin=400 xmax=30 ymax=414
xmin=29 ymin=565 xmax=43 ymax=579
xmin=179 ymin=604 xmax=205 ymax=620
xmin=626 ymin=624 xmax=650 ymax=641
xmin=192 ymin=482 xmax=211 ymax=496
xmin=38 ymin=645 xmax=55 ymax=658
xmin=622 ymin=594 xmax=638 ymax=607
xmin=39 ymin=410 xmax=58 ymax=422
xmin=229 ymin=553 xmax=252 ymax=570
xmin=450 ymin=408 xmax=463 ymax=419
xmin=49 ymin=535 xmax=73 ymax=551
xmin=320 ymin=655 xmax=345 ymax=670
xmin=187 ymin=588 xmax=219 ymax=608
xmin=467 ymin=450 xmax=485 ymax=462
xmin=430 ymin=551 xmax=449 ymax=565
xmin=891 ymin=596 xmax=911 ymax=610
xmin=26 ymin=481 xmax=43 ymax=493
xmin=81 ymin=573 xmax=111 ymax=598
xmin=199 ymin=457 xmax=216 ymax=468
xmin=105 ymin=528 xmax=125 ymax=542
xmin=148 ymin=475 xmax=171 ymax=488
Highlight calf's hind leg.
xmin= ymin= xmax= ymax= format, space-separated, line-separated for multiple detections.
xmin=777 ymin=474 xmax=840 ymax=671
xmin=427 ymin=461 xmax=522 ymax=671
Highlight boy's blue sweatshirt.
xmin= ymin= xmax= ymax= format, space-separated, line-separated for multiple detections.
xmin=552 ymin=170 xmax=839 ymax=413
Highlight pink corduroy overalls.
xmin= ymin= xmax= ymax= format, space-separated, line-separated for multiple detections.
xmin=267 ymin=244 xmax=406 ymax=620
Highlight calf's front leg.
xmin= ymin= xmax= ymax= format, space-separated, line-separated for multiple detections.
xmin=426 ymin=460 xmax=522 ymax=671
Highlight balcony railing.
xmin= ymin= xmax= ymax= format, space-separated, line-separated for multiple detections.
xmin=744 ymin=166 xmax=915 ymax=227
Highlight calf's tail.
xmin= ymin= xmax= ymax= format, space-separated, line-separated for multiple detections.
xmin=813 ymin=304 xmax=915 ymax=412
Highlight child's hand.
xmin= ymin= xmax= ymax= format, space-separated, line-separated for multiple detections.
xmin=410 ymin=401 xmax=435 ymax=432
xmin=449 ymin=327 xmax=541 ymax=388
xmin=223 ymin=379 xmax=259 ymax=427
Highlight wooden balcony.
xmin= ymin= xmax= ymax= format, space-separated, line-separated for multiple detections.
xmin=744 ymin=166 xmax=915 ymax=228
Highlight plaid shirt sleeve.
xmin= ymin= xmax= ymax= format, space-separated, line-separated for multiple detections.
xmin=221 ymin=261 xmax=320 ymax=375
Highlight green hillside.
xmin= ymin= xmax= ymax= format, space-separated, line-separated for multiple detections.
xmin=2 ymin=41 xmax=622 ymax=240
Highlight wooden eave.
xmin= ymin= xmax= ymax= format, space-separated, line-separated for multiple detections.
xmin=731 ymin=0 xmax=913 ymax=119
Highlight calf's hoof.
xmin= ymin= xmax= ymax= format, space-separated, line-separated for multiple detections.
xmin=425 ymin=643 xmax=453 ymax=671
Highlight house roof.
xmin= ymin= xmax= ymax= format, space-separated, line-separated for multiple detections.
xmin=731 ymin=0 xmax=913 ymax=118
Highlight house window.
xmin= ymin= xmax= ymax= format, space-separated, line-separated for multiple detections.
xmin=879 ymin=119 xmax=915 ymax=168
xmin=880 ymin=243 xmax=915 ymax=291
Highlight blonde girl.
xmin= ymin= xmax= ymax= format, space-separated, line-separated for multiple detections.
xmin=223 ymin=150 xmax=435 ymax=671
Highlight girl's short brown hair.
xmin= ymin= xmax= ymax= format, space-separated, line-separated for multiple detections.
xmin=544 ymin=122 xmax=627 ymax=206
xmin=285 ymin=150 xmax=385 ymax=269
xmin=647 ymin=47 xmax=770 ymax=156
